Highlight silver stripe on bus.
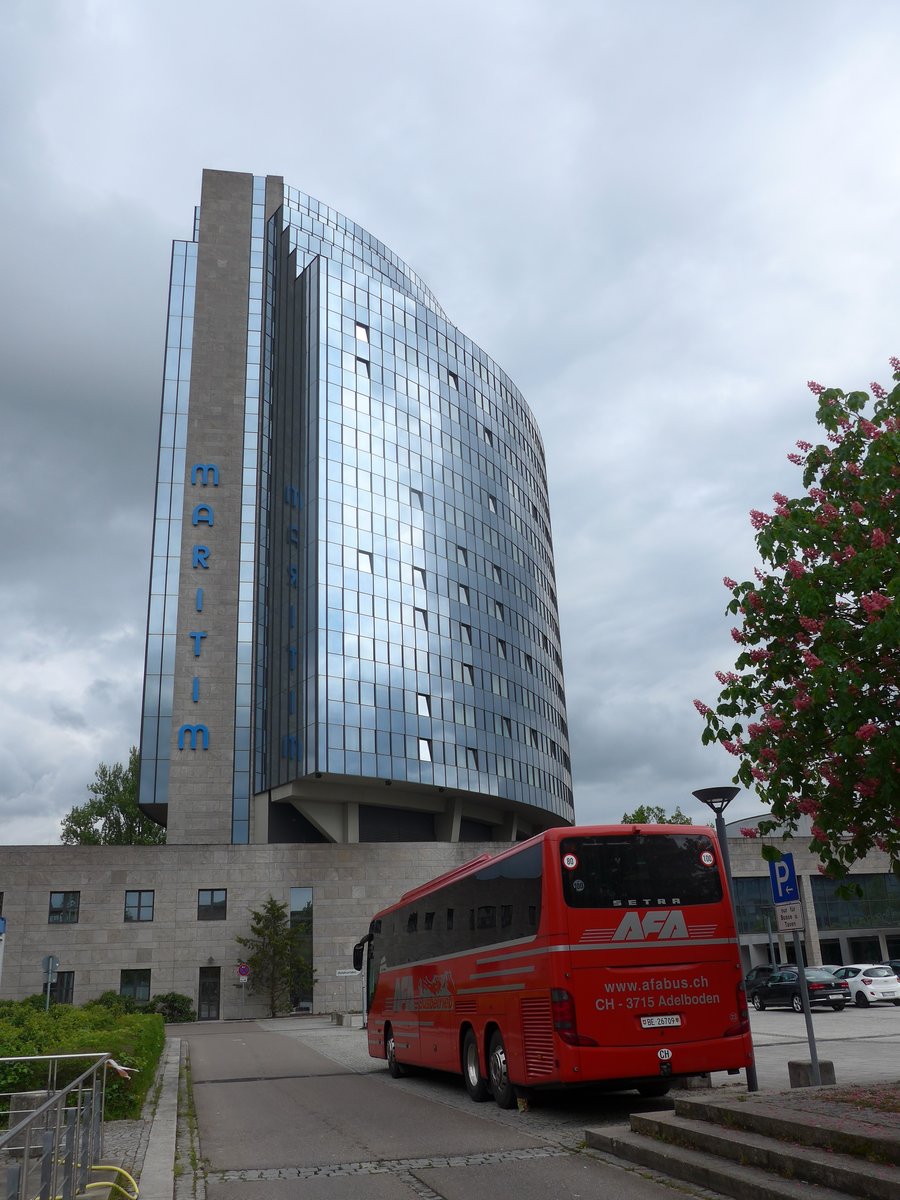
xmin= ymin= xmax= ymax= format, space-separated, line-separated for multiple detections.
xmin=469 ymin=965 xmax=536 ymax=980
xmin=457 ymin=983 xmax=527 ymax=995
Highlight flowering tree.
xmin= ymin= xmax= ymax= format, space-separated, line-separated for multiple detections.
xmin=694 ymin=362 xmax=899 ymax=880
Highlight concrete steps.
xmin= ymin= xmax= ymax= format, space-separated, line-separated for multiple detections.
xmin=585 ymin=1093 xmax=900 ymax=1200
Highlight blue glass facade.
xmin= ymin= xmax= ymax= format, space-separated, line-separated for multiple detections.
xmin=140 ymin=172 xmax=572 ymax=842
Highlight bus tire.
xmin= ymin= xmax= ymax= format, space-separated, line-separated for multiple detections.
xmin=385 ymin=1026 xmax=404 ymax=1078
xmin=637 ymin=1081 xmax=671 ymax=1098
xmin=488 ymin=1030 xmax=517 ymax=1109
xmin=462 ymin=1030 xmax=489 ymax=1102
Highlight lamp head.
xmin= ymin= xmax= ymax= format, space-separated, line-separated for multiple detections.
xmin=692 ymin=786 xmax=740 ymax=816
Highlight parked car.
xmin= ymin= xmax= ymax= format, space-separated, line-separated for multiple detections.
xmin=880 ymin=959 xmax=900 ymax=980
xmin=743 ymin=965 xmax=774 ymax=991
xmin=750 ymin=967 xmax=850 ymax=1012
xmin=832 ymin=964 xmax=900 ymax=1007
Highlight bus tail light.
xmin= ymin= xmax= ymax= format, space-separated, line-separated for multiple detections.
xmin=551 ymin=989 xmax=598 ymax=1046
xmin=725 ymin=980 xmax=751 ymax=1037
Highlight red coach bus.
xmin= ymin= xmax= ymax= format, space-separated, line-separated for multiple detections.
xmin=353 ymin=824 xmax=754 ymax=1106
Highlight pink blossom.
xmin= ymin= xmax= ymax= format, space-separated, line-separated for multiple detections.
xmin=797 ymin=439 xmax=813 ymax=451
xmin=750 ymin=509 xmax=771 ymax=530
xmin=715 ymin=670 xmax=738 ymax=684
xmin=749 ymin=648 xmax=772 ymax=662
xmin=722 ymin=740 xmax=742 ymax=756
xmin=855 ymin=778 xmax=879 ymax=798
xmin=855 ymin=722 xmax=878 ymax=741
xmin=753 ymin=568 xmax=767 ymax=583
xmin=860 ymin=592 xmax=892 ymax=619
xmin=759 ymin=747 xmax=778 ymax=763
xmin=851 ymin=501 xmax=865 ymax=516
xmin=871 ymin=528 xmax=887 ymax=548
xmin=803 ymin=649 xmax=823 ymax=669
xmin=750 ymin=767 xmax=769 ymax=782
xmin=747 ymin=722 xmax=764 ymax=739
xmin=859 ymin=418 xmax=881 ymax=439
xmin=731 ymin=627 xmax=745 ymax=644
xmin=787 ymin=453 xmax=804 ymax=465
xmin=747 ymin=591 xmax=763 ymax=610
xmin=796 ymin=798 xmax=819 ymax=816
xmin=739 ymin=827 xmax=759 ymax=839
xmin=793 ymin=693 xmax=812 ymax=711
xmin=799 ymin=617 xmax=823 ymax=633
xmin=807 ymin=382 xmax=825 ymax=395
xmin=890 ymin=356 xmax=900 ymax=371
xmin=846 ymin=461 xmax=861 ymax=476
xmin=810 ymin=825 xmax=829 ymax=844
xmin=693 ymin=699 xmax=711 ymax=716
xmin=786 ymin=559 xmax=806 ymax=578
xmin=722 ymin=576 xmax=738 ymax=589
xmin=869 ymin=382 xmax=888 ymax=399
xmin=766 ymin=717 xmax=785 ymax=733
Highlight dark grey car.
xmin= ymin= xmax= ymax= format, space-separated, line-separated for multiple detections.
xmin=750 ymin=967 xmax=849 ymax=1012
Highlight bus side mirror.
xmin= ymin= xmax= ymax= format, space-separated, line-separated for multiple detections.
xmin=352 ymin=942 xmax=364 ymax=972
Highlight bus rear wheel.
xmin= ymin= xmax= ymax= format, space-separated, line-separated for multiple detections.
xmin=637 ymin=1081 xmax=671 ymax=1098
xmin=385 ymin=1027 xmax=404 ymax=1078
xmin=488 ymin=1030 xmax=517 ymax=1109
xmin=462 ymin=1030 xmax=489 ymax=1102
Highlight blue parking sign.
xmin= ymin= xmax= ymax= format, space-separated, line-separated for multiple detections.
xmin=769 ymin=852 xmax=799 ymax=904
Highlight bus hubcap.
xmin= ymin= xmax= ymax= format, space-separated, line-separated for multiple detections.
xmin=490 ymin=1046 xmax=507 ymax=1091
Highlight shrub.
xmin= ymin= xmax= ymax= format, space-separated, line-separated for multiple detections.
xmin=0 ymin=999 xmax=165 ymax=1119
xmin=146 ymin=992 xmax=196 ymax=1022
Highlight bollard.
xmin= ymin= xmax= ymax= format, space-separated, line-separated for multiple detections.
xmin=788 ymin=1059 xmax=836 ymax=1087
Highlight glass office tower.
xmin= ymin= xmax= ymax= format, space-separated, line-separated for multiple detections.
xmin=139 ymin=170 xmax=572 ymax=847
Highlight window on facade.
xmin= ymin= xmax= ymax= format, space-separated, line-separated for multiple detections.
xmin=418 ymin=738 xmax=432 ymax=763
xmin=487 ymin=495 xmax=497 ymax=514
xmin=502 ymin=716 xmax=512 ymax=737
xmin=467 ymin=748 xmax=479 ymax=770
xmin=355 ymin=322 xmax=369 ymax=343
xmin=496 ymin=639 xmax=506 ymax=658
xmin=456 ymin=546 xmax=467 ymax=566
xmin=355 ymin=357 xmax=369 ymax=378
xmin=492 ymin=564 xmax=502 ymax=584
xmin=413 ymin=567 xmax=426 ymax=588
xmin=483 ymin=428 xmax=493 ymax=446
xmin=449 ymin=371 xmax=459 ymax=389
xmin=48 ymin=892 xmax=80 ymax=925
xmin=458 ymin=585 xmax=469 ymax=604
xmin=358 ymin=550 xmax=373 ymax=573
xmin=51 ymin=971 xmax=75 ymax=1006
xmin=198 ymin=889 xmax=227 ymax=921
xmin=120 ymin=969 xmax=151 ymax=1003
xmin=530 ymin=727 xmax=540 ymax=748
xmin=414 ymin=607 xmax=428 ymax=630
xmin=124 ymin=890 xmax=155 ymax=922
xmin=410 ymin=489 xmax=423 ymax=510
xmin=417 ymin=693 xmax=431 ymax=717
xmin=460 ymin=623 xmax=471 ymax=645
xmin=290 ymin=886 xmax=313 ymax=1012
xmin=495 ymin=602 xmax=504 ymax=620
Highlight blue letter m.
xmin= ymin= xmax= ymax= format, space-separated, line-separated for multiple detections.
xmin=178 ymin=723 xmax=210 ymax=750
xmin=192 ymin=464 xmax=220 ymax=486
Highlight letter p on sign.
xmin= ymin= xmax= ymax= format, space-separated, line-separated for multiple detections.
xmin=769 ymin=853 xmax=799 ymax=904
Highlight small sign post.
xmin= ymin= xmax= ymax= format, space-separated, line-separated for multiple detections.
xmin=42 ymin=954 xmax=59 ymax=1012
xmin=336 ymin=967 xmax=360 ymax=1014
xmin=237 ymin=962 xmax=250 ymax=1020
xmin=768 ymin=854 xmax=821 ymax=1084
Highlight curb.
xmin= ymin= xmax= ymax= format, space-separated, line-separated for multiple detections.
xmin=138 ymin=1037 xmax=181 ymax=1200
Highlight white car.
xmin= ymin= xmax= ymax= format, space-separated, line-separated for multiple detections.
xmin=832 ymin=964 xmax=900 ymax=1007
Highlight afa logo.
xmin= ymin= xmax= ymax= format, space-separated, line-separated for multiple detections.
xmin=612 ymin=910 xmax=689 ymax=941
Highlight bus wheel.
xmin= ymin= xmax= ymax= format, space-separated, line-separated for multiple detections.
xmin=637 ymin=1081 xmax=670 ymax=1098
xmin=385 ymin=1027 xmax=404 ymax=1078
xmin=488 ymin=1030 xmax=517 ymax=1109
xmin=462 ymin=1030 xmax=489 ymax=1102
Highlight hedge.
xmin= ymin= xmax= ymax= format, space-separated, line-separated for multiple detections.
xmin=0 ymin=999 xmax=165 ymax=1120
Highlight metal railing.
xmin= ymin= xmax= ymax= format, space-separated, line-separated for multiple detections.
xmin=0 ymin=1053 xmax=109 ymax=1200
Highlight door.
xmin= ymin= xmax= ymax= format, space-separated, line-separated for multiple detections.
xmin=198 ymin=966 xmax=221 ymax=1020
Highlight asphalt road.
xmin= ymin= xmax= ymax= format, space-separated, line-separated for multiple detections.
xmin=176 ymin=1006 xmax=900 ymax=1200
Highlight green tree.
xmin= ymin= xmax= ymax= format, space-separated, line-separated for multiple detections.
xmin=620 ymin=804 xmax=692 ymax=824
xmin=695 ymin=363 xmax=900 ymax=880
xmin=236 ymin=896 xmax=316 ymax=1018
xmin=61 ymin=747 xmax=165 ymax=845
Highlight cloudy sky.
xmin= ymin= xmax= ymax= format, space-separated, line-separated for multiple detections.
xmin=2 ymin=0 xmax=899 ymax=843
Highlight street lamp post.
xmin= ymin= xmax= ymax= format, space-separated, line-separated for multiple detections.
xmin=692 ymin=786 xmax=759 ymax=1093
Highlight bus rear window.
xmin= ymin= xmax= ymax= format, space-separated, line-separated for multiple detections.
xmin=559 ymin=833 xmax=723 ymax=908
